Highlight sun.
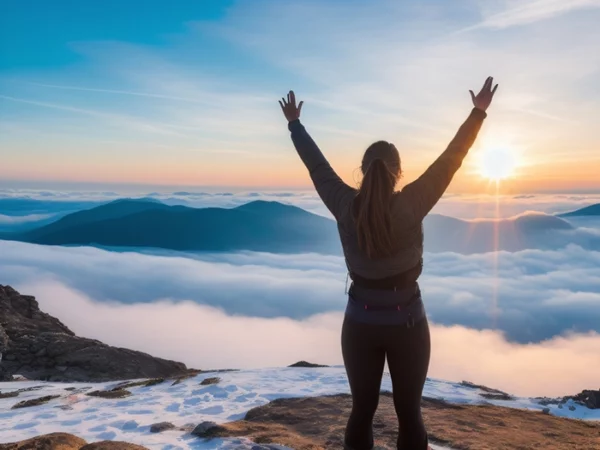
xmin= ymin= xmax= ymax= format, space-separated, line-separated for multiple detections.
xmin=477 ymin=146 xmax=518 ymax=181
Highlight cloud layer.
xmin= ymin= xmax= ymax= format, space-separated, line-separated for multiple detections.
xmin=12 ymin=277 xmax=600 ymax=398
xmin=1 ymin=240 xmax=599 ymax=344
xmin=3 ymin=188 xmax=600 ymax=219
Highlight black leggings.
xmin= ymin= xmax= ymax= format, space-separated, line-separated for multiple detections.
xmin=342 ymin=315 xmax=431 ymax=450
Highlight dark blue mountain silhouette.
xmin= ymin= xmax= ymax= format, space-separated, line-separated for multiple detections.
xmin=0 ymin=197 xmax=107 ymax=232
xmin=557 ymin=203 xmax=600 ymax=217
xmin=1 ymin=199 xmax=589 ymax=254
xmin=8 ymin=199 xmax=342 ymax=254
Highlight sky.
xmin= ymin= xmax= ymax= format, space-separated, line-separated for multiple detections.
xmin=1 ymin=0 xmax=600 ymax=193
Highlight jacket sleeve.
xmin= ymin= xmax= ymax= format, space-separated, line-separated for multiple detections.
xmin=403 ymin=108 xmax=487 ymax=221
xmin=288 ymin=119 xmax=356 ymax=220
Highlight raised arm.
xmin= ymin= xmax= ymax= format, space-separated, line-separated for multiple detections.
xmin=403 ymin=77 xmax=498 ymax=221
xmin=280 ymin=91 xmax=355 ymax=220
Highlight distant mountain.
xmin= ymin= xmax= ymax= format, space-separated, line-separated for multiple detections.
xmin=2 ymin=198 xmax=589 ymax=254
xmin=8 ymin=199 xmax=342 ymax=255
xmin=19 ymin=197 xmax=168 ymax=241
xmin=0 ymin=198 xmax=105 ymax=232
xmin=423 ymin=212 xmax=574 ymax=254
xmin=557 ymin=203 xmax=600 ymax=217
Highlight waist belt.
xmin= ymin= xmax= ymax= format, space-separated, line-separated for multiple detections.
xmin=345 ymin=292 xmax=425 ymax=327
xmin=349 ymin=259 xmax=422 ymax=291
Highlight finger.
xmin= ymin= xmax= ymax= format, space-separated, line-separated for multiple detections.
xmin=482 ymin=76 xmax=491 ymax=92
xmin=491 ymin=84 xmax=499 ymax=95
xmin=290 ymin=90 xmax=296 ymax=107
xmin=287 ymin=92 xmax=290 ymax=104
xmin=469 ymin=90 xmax=475 ymax=102
xmin=278 ymin=100 xmax=285 ymax=111
xmin=281 ymin=97 xmax=287 ymax=106
xmin=298 ymin=100 xmax=303 ymax=114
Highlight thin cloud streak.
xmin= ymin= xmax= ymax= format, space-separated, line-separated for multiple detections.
xmin=469 ymin=0 xmax=600 ymax=30
xmin=19 ymin=81 xmax=220 ymax=105
xmin=0 ymin=94 xmax=188 ymax=137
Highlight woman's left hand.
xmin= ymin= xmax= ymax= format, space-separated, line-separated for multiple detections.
xmin=279 ymin=90 xmax=303 ymax=122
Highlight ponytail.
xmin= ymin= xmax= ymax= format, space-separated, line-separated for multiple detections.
xmin=354 ymin=157 xmax=397 ymax=259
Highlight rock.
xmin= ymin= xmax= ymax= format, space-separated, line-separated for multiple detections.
xmin=11 ymin=395 xmax=61 ymax=409
xmin=569 ymin=405 xmax=576 ymax=411
xmin=572 ymin=389 xmax=600 ymax=409
xmin=0 ymin=391 xmax=19 ymax=399
xmin=191 ymin=421 xmax=220 ymax=437
xmin=208 ymin=392 xmax=600 ymax=450
xmin=80 ymin=441 xmax=148 ymax=450
xmin=113 ymin=378 xmax=165 ymax=390
xmin=0 ymin=367 xmax=12 ymax=382
xmin=0 ymin=285 xmax=188 ymax=382
xmin=200 ymin=376 xmax=221 ymax=385
xmin=87 ymin=389 xmax=131 ymax=399
xmin=171 ymin=370 xmax=203 ymax=385
xmin=460 ymin=380 xmax=512 ymax=399
xmin=17 ymin=385 xmax=45 ymax=393
xmin=0 ymin=432 xmax=87 ymax=450
xmin=480 ymin=392 xmax=514 ymax=401
xmin=288 ymin=361 xmax=328 ymax=368
xmin=0 ymin=433 xmax=150 ymax=450
xmin=150 ymin=422 xmax=175 ymax=433
xmin=542 ymin=408 xmax=551 ymax=414
xmin=178 ymin=423 xmax=196 ymax=432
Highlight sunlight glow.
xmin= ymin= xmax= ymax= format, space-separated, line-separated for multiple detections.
xmin=478 ymin=146 xmax=518 ymax=181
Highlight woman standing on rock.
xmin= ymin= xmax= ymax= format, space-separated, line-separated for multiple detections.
xmin=279 ymin=78 xmax=498 ymax=450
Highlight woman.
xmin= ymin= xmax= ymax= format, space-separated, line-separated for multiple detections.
xmin=279 ymin=77 xmax=498 ymax=450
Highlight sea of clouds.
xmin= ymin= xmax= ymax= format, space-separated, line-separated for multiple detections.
xmin=1 ymin=189 xmax=600 ymax=397
xmin=3 ymin=188 xmax=600 ymax=220
xmin=1 ymin=239 xmax=599 ymax=398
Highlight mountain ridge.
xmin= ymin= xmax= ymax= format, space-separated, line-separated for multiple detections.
xmin=557 ymin=203 xmax=600 ymax=217
xmin=2 ymin=198 xmax=593 ymax=254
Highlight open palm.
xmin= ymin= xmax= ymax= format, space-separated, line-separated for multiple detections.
xmin=470 ymin=77 xmax=498 ymax=112
xmin=279 ymin=90 xmax=303 ymax=122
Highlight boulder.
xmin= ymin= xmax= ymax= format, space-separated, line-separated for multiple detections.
xmin=191 ymin=421 xmax=221 ymax=437
xmin=0 ymin=432 xmax=86 ymax=450
xmin=288 ymin=361 xmax=328 ymax=368
xmin=0 ymin=285 xmax=188 ymax=382
xmin=0 ymin=391 xmax=19 ymax=399
xmin=200 ymin=376 xmax=221 ymax=385
xmin=80 ymin=442 xmax=148 ymax=450
xmin=150 ymin=422 xmax=176 ymax=433
xmin=87 ymin=389 xmax=131 ymax=399
xmin=571 ymin=389 xmax=600 ymax=409
xmin=11 ymin=395 xmax=60 ymax=409
xmin=0 ymin=432 xmax=150 ymax=450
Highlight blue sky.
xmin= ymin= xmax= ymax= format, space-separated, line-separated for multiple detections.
xmin=1 ymin=0 xmax=600 ymax=191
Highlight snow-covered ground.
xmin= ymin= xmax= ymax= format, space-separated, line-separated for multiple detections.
xmin=0 ymin=367 xmax=597 ymax=449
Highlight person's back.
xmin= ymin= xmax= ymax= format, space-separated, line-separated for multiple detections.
xmin=279 ymin=77 xmax=498 ymax=450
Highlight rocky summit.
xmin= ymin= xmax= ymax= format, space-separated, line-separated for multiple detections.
xmin=0 ymin=285 xmax=188 ymax=382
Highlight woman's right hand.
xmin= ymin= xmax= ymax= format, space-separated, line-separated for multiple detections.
xmin=279 ymin=90 xmax=304 ymax=122
xmin=469 ymin=76 xmax=498 ymax=112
